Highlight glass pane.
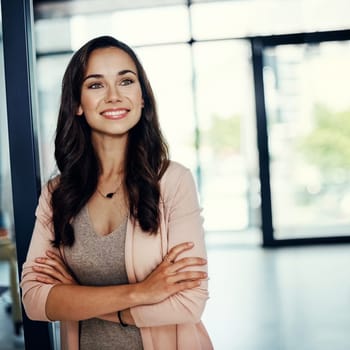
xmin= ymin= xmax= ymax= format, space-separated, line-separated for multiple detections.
xmin=35 ymin=18 xmax=72 ymax=54
xmin=36 ymin=6 xmax=190 ymax=54
xmin=191 ymin=0 xmax=350 ymax=40
xmin=36 ymin=54 xmax=73 ymax=182
xmin=136 ymin=44 xmax=197 ymax=171
xmin=263 ymin=40 xmax=350 ymax=238
xmin=71 ymin=6 xmax=190 ymax=49
xmin=193 ymin=40 xmax=260 ymax=231
xmin=0 ymin=19 xmax=24 ymax=347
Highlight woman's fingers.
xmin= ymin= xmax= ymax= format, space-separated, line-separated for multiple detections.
xmin=168 ymin=257 xmax=207 ymax=274
xmin=166 ymin=270 xmax=208 ymax=285
xmin=163 ymin=242 xmax=194 ymax=264
xmin=33 ymin=264 xmax=66 ymax=283
xmin=34 ymin=250 xmax=76 ymax=284
xmin=138 ymin=241 xmax=208 ymax=304
xmin=172 ymin=279 xmax=203 ymax=293
xmin=163 ymin=242 xmax=207 ymax=275
xmin=35 ymin=274 xmax=61 ymax=284
xmin=46 ymin=251 xmax=70 ymax=274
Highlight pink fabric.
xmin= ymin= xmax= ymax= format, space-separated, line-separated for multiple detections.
xmin=21 ymin=161 xmax=213 ymax=350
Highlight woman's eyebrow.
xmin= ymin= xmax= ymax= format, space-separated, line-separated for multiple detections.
xmin=83 ymin=74 xmax=103 ymax=82
xmin=83 ymin=69 xmax=137 ymax=82
xmin=118 ymin=69 xmax=137 ymax=76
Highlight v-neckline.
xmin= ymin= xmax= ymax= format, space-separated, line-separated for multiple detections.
xmin=84 ymin=205 xmax=127 ymax=238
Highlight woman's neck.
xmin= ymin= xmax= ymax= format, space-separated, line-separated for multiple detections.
xmin=92 ymin=134 xmax=126 ymax=178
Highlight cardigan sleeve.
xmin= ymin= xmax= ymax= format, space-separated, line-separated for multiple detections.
xmin=20 ymin=184 xmax=57 ymax=321
xmin=130 ymin=165 xmax=209 ymax=327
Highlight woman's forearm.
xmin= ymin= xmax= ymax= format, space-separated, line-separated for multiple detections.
xmin=97 ymin=309 xmax=135 ymax=325
xmin=46 ymin=284 xmax=139 ymax=321
xmin=39 ymin=242 xmax=206 ymax=322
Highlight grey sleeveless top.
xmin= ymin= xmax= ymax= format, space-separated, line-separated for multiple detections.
xmin=64 ymin=206 xmax=143 ymax=350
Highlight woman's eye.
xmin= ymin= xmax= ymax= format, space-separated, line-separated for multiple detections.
xmin=88 ymin=82 xmax=103 ymax=89
xmin=120 ymin=79 xmax=134 ymax=86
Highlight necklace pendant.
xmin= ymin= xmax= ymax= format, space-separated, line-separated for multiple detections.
xmin=97 ymin=182 xmax=121 ymax=199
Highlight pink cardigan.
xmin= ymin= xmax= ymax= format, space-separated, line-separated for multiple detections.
xmin=21 ymin=161 xmax=213 ymax=350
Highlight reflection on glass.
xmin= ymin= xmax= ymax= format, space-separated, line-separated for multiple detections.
xmin=264 ymin=41 xmax=350 ymax=238
xmin=193 ymin=41 xmax=259 ymax=231
xmin=0 ymin=25 xmax=24 ymax=346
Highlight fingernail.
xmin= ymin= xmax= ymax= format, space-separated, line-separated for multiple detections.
xmin=187 ymin=242 xmax=194 ymax=247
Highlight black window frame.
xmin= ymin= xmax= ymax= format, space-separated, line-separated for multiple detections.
xmin=251 ymin=29 xmax=350 ymax=247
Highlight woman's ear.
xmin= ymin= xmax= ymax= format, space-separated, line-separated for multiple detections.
xmin=76 ymin=105 xmax=83 ymax=116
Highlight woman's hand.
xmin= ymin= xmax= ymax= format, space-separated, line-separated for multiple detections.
xmin=33 ymin=250 xmax=77 ymax=285
xmin=135 ymin=242 xmax=207 ymax=305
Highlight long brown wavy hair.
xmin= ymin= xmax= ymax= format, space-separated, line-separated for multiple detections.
xmin=50 ymin=36 xmax=169 ymax=247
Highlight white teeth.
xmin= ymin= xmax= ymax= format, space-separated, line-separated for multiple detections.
xmin=103 ymin=110 xmax=126 ymax=116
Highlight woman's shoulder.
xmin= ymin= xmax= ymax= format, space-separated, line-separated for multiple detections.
xmin=162 ymin=161 xmax=191 ymax=182
xmin=160 ymin=161 xmax=196 ymax=199
xmin=37 ymin=175 xmax=61 ymax=210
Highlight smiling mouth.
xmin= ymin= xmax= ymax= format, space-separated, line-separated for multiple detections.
xmin=101 ymin=109 xmax=129 ymax=119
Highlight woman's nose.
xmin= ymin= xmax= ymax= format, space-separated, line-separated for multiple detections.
xmin=105 ymin=85 xmax=122 ymax=103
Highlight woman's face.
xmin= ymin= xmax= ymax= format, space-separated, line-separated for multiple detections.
xmin=77 ymin=47 xmax=144 ymax=140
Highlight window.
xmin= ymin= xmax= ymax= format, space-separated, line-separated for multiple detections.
xmin=34 ymin=1 xmax=350 ymax=238
xmin=264 ymin=40 xmax=350 ymax=238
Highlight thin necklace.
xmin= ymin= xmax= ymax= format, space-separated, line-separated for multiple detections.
xmin=97 ymin=182 xmax=122 ymax=199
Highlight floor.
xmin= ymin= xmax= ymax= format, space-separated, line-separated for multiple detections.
xmin=202 ymin=233 xmax=350 ymax=350
xmin=1 ymin=234 xmax=350 ymax=350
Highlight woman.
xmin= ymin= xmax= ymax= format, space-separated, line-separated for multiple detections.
xmin=21 ymin=36 xmax=213 ymax=350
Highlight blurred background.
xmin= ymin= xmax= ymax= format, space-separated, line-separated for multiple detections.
xmin=1 ymin=0 xmax=350 ymax=349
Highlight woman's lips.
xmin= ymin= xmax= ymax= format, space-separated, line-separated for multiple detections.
xmin=101 ymin=108 xmax=129 ymax=120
